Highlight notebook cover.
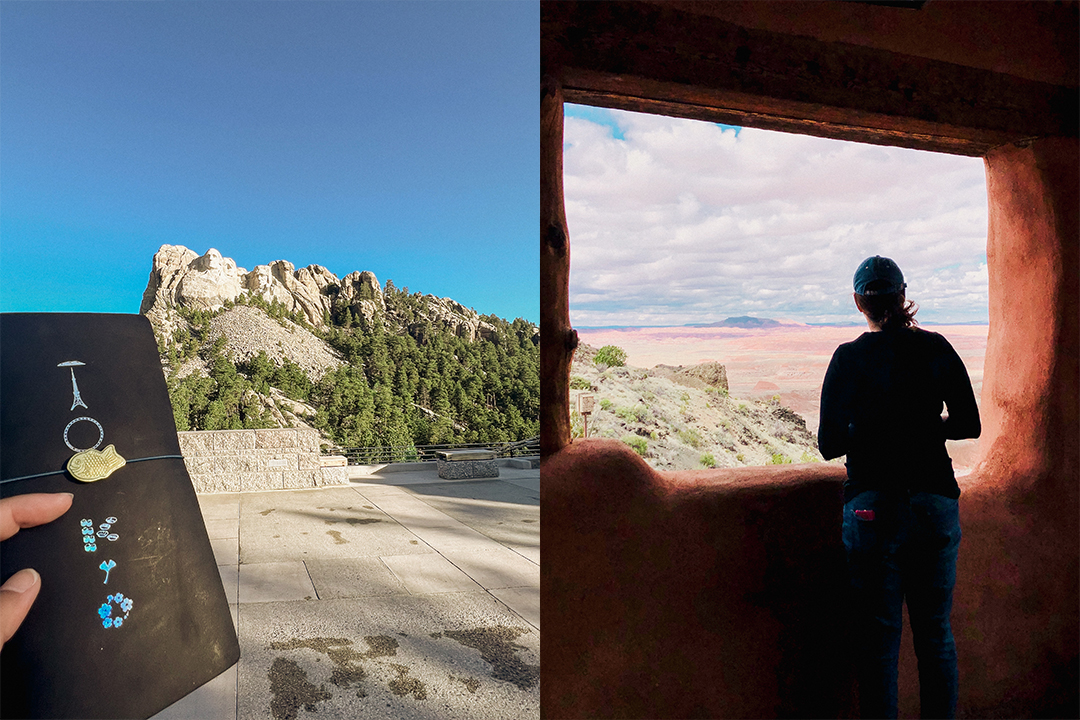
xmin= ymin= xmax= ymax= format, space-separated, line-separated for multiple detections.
xmin=0 ymin=313 xmax=239 ymax=719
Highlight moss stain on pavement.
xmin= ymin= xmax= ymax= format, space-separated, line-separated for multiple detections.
xmin=389 ymin=664 xmax=428 ymax=699
xmin=268 ymin=657 xmax=331 ymax=720
xmin=436 ymin=626 xmax=539 ymax=691
xmin=450 ymin=674 xmax=481 ymax=693
xmin=269 ymin=635 xmax=403 ymax=705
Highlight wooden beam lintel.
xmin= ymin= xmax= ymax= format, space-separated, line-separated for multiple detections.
xmin=563 ymin=85 xmax=1030 ymax=157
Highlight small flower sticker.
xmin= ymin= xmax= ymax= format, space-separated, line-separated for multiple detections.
xmin=99 ymin=593 xmax=132 ymax=629
xmin=84 ymin=544 xmax=97 ymax=552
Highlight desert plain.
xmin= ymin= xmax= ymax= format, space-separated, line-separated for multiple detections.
xmin=576 ymin=323 xmax=989 ymax=471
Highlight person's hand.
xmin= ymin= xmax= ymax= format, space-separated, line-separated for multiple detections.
xmin=1 ymin=493 xmax=73 ymax=651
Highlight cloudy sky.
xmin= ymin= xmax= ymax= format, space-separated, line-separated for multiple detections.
xmin=1 ymin=2 xmax=538 ymax=322
xmin=564 ymin=105 xmax=989 ymax=327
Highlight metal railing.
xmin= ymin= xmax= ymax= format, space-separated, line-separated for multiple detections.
xmin=335 ymin=437 xmax=539 ymax=466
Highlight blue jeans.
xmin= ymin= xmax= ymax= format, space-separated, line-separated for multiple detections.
xmin=843 ymin=490 xmax=961 ymax=719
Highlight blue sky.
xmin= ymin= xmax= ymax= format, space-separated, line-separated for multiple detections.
xmin=564 ymin=105 xmax=989 ymax=326
xmin=1 ymin=2 xmax=538 ymax=322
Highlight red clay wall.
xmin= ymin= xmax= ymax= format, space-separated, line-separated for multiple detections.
xmin=541 ymin=138 xmax=1078 ymax=718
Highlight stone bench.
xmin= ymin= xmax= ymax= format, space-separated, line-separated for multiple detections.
xmin=320 ymin=455 xmax=347 ymax=467
xmin=436 ymin=449 xmax=499 ymax=479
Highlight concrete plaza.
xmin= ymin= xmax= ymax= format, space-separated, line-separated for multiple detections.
xmin=152 ymin=461 xmax=539 ymax=720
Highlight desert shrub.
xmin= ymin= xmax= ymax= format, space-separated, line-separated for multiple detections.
xmin=594 ymin=345 xmax=627 ymax=368
xmin=736 ymin=453 xmax=745 ymax=462
xmin=622 ymin=435 xmax=647 ymax=456
xmin=614 ymin=405 xmax=636 ymax=422
xmin=571 ymin=410 xmax=584 ymax=438
xmin=799 ymin=451 xmax=821 ymax=463
xmin=632 ymin=404 xmax=651 ymax=423
xmin=700 ymin=453 xmax=716 ymax=468
xmin=570 ymin=376 xmax=592 ymax=390
xmin=769 ymin=453 xmax=792 ymax=465
xmin=737 ymin=403 xmax=748 ymax=413
xmin=678 ymin=427 xmax=703 ymax=449
xmin=599 ymin=398 xmax=613 ymax=411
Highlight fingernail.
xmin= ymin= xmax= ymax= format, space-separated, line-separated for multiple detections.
xmin=61 ymin=493 xmax=74 ymax=499
xmin=2 ymin=569 xmax=40 ymax=594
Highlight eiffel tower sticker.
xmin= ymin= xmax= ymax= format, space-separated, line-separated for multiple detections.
xmin=58 ymin=361 xmax=88 ymax=410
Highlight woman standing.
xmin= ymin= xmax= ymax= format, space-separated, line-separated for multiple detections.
xmin=819 ymin=256 xmax=981 ymax=719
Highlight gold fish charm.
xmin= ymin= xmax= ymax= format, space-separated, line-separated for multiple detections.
xmin=67 ymin=445 xmax=126 ymax=482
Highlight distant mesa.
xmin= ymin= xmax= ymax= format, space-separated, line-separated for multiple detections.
xmin=754 ymin=380 xmax=781 ymax=391
xmin=689 ymin=316 xmax=784 ymax=328
xmin=140 ymin=245 xmax=496 ymax=342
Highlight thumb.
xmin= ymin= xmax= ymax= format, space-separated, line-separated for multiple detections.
xmin=0 ymin=568 xmax=41 ymax=650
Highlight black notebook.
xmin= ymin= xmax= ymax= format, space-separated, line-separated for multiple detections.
xmin=0 ymin=313 xmax=239 ymax=719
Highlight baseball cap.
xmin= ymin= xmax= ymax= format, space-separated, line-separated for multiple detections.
xmin=853 ymin=255 xmax=906 ymax=296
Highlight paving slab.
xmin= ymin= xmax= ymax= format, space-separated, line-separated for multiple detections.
xmin=204 ymin=515 xmax=240 ymax=540
xmin=238 ymin=488 xmax=428 ymax=563
xmin=382 ymin=553 xmax=485 ymax=595
xmin=238 ymin=561 xmax=317 ymax=604
xmin=237 ymin=594 xmax=539 ymax=720
xmin=176 ymin=464 xmax=539 ymax=719
xmin=198 ymin=493 xmax=241 ymax=521
xmin=490 ymin=587 xmax=540 ymax=632
xmin=212 ymin=536 xmax=240 ymax=566
xmin=405 ymin=480 xmax=540 ymax=551
xmin=355 ymin=488 xmax=466 ymax=529
xmin=509 ymin=545 xmax=540 ymax=566
xmin=305 ymin=557 xmax=410 ymax=599
xmin=151 ymin=662 xmax=237 ymax=720
xmin=440 ymin=546 xmax=539 ymax=590
xmin=219 ymin=564 xmax=240 ymax=604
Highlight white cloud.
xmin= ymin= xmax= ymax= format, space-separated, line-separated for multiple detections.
xmin=565 ymin=107 xmax=989 ymax=326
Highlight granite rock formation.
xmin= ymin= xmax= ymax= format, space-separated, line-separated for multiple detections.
xmin=140 ymin=245 xmax=493 ymax=341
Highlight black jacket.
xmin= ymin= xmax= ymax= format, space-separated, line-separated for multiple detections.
xmin=818 ymin=326 xmax=981 ymax=501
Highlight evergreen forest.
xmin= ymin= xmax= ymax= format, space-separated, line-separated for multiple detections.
xmin=159 ymin=284 xmax=539 ymax=455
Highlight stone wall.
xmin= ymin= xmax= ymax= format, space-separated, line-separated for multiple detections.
xmin=177 ymin=428 xmax=349 ymax=493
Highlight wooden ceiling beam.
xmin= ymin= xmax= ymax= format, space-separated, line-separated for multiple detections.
xmin=543 ymin=2 xmax=1077 ymax=156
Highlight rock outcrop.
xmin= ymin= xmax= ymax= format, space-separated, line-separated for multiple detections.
xmin=571 ymin=344 xmax=819 ymax=471
xmin=650 ymin=361 xmax=729 ymax=393
xmin=140 ymin=245 xmax=493 ymax=341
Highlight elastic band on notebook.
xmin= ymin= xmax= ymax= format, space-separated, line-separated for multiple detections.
xmin=0 ymin=455 xmax=185 ymax=485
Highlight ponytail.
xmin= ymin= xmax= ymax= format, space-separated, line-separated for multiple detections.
xmin=855 ymin=292 xmax=919 ymax=330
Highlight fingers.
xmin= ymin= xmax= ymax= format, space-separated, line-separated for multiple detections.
xmin=0 ymin=493 xmax=74 ymax=542
xmin=0 ymin=568 xmax=41 ymax=650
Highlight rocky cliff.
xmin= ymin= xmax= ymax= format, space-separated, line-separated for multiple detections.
xmin=140 ymin=245 xmax=494 ymax=342
xmin=570 ymin=344 xmax=825 ymax=471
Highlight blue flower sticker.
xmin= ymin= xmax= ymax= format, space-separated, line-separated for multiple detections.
xmin=81 ymin=519 xmax=92 ymax=527
xmin=84 ymin=544 xmax=97 ymax=552
xmin=82 ymin=527 xmax=93 ymax=536
xmin=99 ymin=592 xmax=132 ymax=629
